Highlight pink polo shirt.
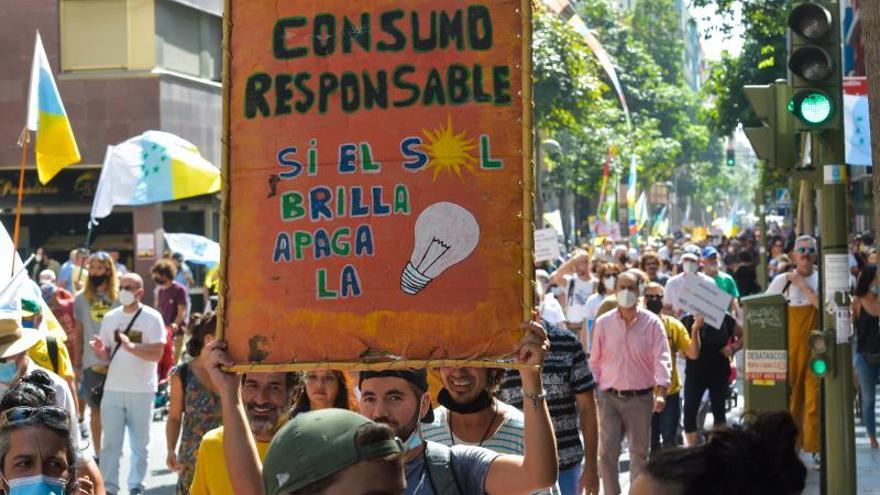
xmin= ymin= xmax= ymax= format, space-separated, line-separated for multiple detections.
xmin=589 ymin=307 xmax=672 ymax=392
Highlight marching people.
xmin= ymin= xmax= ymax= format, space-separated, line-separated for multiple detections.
xmin=90 ymin=273 xmax=166 ymax=495
xmin=190 ymin=371 xmax=299 ymax=495
xmin=166 ymin=313 xmax=222 ymax=494
xmin=74 ymin=251 xmax=119 ymax=453
xmin=640 ymin=251 xmax=668 ymax=287
xmin=588 ymin=271 xmax=672 ymax=495
xmin=206 ymin=320 xmax=559 ymax=495
xmin=499 ymin=285 xmax=599 ymax=495
xmin=766 ymin=235 xmax=821 ymax=466
xmin=679 ymin=311 xmax=742 ymax=447
xmin=643 ymin=282 xmax=698 ymax=451
xmin=0 ymin=310 xmax=80 ymax=441
xmin=151 ymin=260 xmax=188 ymax=383
xmin=582 ymin=262 xmax=620 ymax=350
xmin=851 ymin=264 xmax=880 ymax=449
xmin=549 ymin=251 xmax=596 ymax=332
xmin=700 ymin=246 xmax=740 ymax=315
xmin=290 ymin=369 xmax=356 ymax=417
xmin=662 ymin=245 xmax=713 ymax=318
xmin=630 ymin=412 xmax=807 ymax=495
xmin=1 ymin=370 xmax=105 ymax=495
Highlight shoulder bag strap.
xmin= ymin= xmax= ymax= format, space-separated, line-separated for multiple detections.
xmin=424 ymin=442 xmax=463 ymax=495
xmin=107 ymin=307 xmax=144 ymax=365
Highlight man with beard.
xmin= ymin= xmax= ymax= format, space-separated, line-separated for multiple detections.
xmin=206 ymin=322 xmax=557 ymax=495
xmin=190 ymin=371 xmax=298 ymax=495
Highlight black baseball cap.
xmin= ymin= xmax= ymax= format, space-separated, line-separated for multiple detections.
xmin=359 ymin=369 xmax=434 ymax=423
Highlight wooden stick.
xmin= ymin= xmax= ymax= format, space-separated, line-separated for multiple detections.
xmin=225 ymin=359 xmax=539 ymax=373
xmin=13 ymin=129 xmax=29 ymax=276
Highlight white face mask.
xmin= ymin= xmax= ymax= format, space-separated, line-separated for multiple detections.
xmin=683 ymin=261 xmax=699 ymax=274
xmin=617 ymin=289 xmax=638 ymax=308
xmin=118 ymin=289 xmax=137 ymax=306
xmin=603 ymin=276 xmax=616 ymax=291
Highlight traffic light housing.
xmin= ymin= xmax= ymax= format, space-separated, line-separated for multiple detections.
xmin=809 ymin=330 xmax=836 ymax=378
xmin=743 ymin=80 xmax=797 ymax=171
xmin=726 ymin=147 xmax=735 ymax=167
xmin=787 ymin=1 xmax=842 ymax=130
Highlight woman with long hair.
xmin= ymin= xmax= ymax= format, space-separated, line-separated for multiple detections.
xmin=852 ymin=264 xmax=880 ymax=449
xmin=166 ymin=313 xmax=222 ymax=493
xmin=72 ymin=251 xmax=118 ymax=458
xmin=290 ymin=370 xmax=356 ymax=417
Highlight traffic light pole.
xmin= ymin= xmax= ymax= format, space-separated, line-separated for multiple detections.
xmin=814 ymin=128 xmax=856 ymax=493
xmin=756 ymin=161 xmax=769 ymax=289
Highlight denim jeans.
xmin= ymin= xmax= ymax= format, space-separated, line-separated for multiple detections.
xmin=557 ymin=463 xmax=582 ymax=495
xmin=100 ymin=391 xmax=154 ymax=493
xmin=651 ymin=392 xmax=681 ymax=452
xmin=856 ymin=353 xmax=880 ymax=438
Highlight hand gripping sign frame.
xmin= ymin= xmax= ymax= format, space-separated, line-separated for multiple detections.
xmin=217 ymin=0 xmax=535 ymax=372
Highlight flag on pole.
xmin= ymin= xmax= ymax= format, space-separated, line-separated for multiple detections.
xmin=163 ymin=233 xmax=220 ymax=267
xmin=651 ymin=206 xmax=669 ymax=237
xmin=26 ymin=32 xmax=80 ymax=185
xmin=626 ymin=155 xmax=638 ymax=236
xmin=90 ymin=131 xmax=221 ymax=221
xmin=634 ymin=192 xmax=648 ymax=231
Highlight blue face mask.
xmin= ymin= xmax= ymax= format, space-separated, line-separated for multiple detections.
xmin=6 ymin=474 xmax=66 ymax=495
xmin=0 ymin=361 xmax=19 ymax=383
xmin=402 ymin=426 xmax=422 ymax=452
xmin=872 ymin=285 xmax=880 ymax=295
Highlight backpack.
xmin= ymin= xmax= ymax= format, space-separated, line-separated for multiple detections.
xmin=424 ymin=441 xmax=463 ymax=495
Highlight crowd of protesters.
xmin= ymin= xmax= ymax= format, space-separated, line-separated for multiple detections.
xmin=6 ymin=228 xmax=870 ymax=494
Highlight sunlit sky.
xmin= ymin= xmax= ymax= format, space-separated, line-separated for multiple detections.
xmin=691 ymin=3 xmax=745 ymax=61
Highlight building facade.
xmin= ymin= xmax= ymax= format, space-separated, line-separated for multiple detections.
xmin=0 ymin=0 xmax=222 ymax=290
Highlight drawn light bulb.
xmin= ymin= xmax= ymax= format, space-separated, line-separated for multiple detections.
xmin=400 ymin=202 xmax=480 ymax=295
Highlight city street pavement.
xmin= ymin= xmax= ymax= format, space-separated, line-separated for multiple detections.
xmin=89 ymin=381 xmax=880 ymax=494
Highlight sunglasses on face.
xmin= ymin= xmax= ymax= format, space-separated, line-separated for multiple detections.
xmin=0 ymin=406 xmax=70 ymax=429
xmin=795 ymin=247 xmax=816 ymax=254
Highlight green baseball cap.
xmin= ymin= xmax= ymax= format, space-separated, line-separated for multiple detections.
xmin=262 ymin=408 xmax=404 ymax=495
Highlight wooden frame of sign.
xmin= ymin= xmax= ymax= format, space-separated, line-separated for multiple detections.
xmin=217 ymin=0 xmax=534 ymax=371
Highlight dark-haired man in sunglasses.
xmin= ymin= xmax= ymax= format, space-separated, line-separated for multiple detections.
xmin=766 ymin=234 xmax=820 ymax=466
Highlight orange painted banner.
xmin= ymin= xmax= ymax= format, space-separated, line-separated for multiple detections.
xmin=221 ymin=0 xmax=533 ymax=367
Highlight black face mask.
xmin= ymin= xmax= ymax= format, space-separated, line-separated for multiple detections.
xmin=437 ymin=388 xmax=492 ymax=414
xmin=646 ymin=296 xmax=663 ymax=314
xmin=89 ymin=274 xmax=108 ymax=287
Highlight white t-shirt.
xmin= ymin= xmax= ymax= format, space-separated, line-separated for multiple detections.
xmin=99 ymin=304 xmax=167 ymax=394
xmin=663 ymin=272 xmax=715 ymax=315
xmin=539 ymin=294 xmax=566 ymax=327
xmin=564 ymin=276 xmax=595 ymax=323
xmin=766 ymin=270 xmax=819 ymax=307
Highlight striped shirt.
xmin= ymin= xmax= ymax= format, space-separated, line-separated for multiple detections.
xmin=498 ymin=323 xmax=596 ymax=470
xmin=422 ymin=405 xmax=557 ymax=495
xmin=422 ymin=405 xmax=525 ymax=454
xmin=589 ymin=307 xmax=672 ymax=392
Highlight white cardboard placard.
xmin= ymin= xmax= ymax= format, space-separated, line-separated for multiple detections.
xmin=676 ymin=273 xmax=733 ymax=329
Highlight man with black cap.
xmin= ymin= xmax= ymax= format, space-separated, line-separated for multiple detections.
xmin=206 ymin=321 xmax=557 ymax=495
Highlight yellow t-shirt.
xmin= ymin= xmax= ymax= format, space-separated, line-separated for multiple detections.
xmin=28 ymin=337 xmax=75 ymax=381
xmin=190 ymin=427 xmax=271 ymax=495
xmin=660 ymin=315 xmax=692 ymax=396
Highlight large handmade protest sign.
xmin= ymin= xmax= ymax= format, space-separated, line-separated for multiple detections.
xmin=220 ymin=0 xmax=533 ymax=368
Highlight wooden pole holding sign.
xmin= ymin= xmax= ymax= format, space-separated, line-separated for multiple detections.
xmin=219 ymin=0 xmax=533 ymax=370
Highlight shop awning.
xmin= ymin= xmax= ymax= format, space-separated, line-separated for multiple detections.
xmin=41 ymin=234 xmax=133 ymax=252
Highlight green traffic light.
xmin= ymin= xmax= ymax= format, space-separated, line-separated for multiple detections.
xmin=811 ymin=358 xmax=828 ymax=376
xmin=790 ymin=91 xmax=834 ymax=126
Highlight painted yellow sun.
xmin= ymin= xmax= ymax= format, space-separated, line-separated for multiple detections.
xmin=422 ymin=115 xmax=478 ymax=181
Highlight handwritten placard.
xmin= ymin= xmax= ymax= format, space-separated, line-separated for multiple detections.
xmin=221 ymin=0 xmax=532 ymax=366
xmin=534 ymin=228 xmax=561 ymax=263
xmin=676 ymin=274 xmax=733 ymax=329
